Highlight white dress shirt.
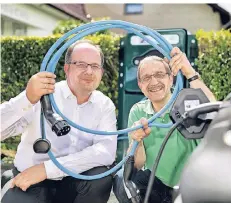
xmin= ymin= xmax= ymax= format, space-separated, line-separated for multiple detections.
xmin=1 ymin=80 xmax=118 ymax=180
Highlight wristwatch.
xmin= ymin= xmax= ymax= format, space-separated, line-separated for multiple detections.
xmin=188 ymin=71 xmax=200 ymax=83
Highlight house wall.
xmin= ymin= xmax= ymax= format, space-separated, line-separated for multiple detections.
xmin=85 ymin=4 xmax=222 ymax=34
xmin=1 ymin=4 xmax=73 ymax=36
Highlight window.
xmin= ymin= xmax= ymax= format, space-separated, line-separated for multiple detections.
xmin=125 ymin=4 xmax=143 ymax=15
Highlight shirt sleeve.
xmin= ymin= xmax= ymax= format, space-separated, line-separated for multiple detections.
xmin=44 ymin=98 xmax=118 ymax=179
xmin=1 ymin=91 xmax=35 ymax=141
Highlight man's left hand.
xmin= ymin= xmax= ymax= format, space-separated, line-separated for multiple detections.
xmin=167 ymin=47 xmax=195 ymax=79
xmin=11 ymin=163 xmax=47 ymax=191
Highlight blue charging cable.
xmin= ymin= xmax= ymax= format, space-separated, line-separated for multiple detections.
xmin=40 ymin=20 xmax=183 ymax=179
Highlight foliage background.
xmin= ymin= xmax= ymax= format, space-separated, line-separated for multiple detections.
xmin=195 ymin=29 xmax=231 ymax=101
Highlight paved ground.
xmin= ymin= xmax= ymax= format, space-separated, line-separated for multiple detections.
xmin=108 ymin=192 xmax=119 ymax=203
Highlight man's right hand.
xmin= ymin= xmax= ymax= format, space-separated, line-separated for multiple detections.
xmin=26 ymin=72 xmax=56 ymax=104
xmin=131 ymin=118 xmax=151 ymax=142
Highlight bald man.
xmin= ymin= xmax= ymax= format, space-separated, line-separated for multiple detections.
xmin=1 ymin=40 xmax=117 ymax=203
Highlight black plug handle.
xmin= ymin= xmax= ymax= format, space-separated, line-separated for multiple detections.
xmin=186 ymin=102 xmax=221 ymax=119
xmin=41 ymin=95 xmax=71 ymax=136
xmin=123 ymin=156 xmax=141 ymax=202
xmin=124 ymin=156 xmax=135 ymax=183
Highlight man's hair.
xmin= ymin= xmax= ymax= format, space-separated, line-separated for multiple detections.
xmin=137 ymin=55 xmax=171 ymax=81
xmin=65 ymin=39 xmax=104 ymax=66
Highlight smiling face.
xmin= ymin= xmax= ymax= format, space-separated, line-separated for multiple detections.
xmin=64 ymin=42 xmax=103 ymax=96
xmin=138 ymin=56 xmax=173 ymax=103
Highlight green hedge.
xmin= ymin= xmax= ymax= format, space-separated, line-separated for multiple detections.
xmin=195 ymin=29 xmax=231 ymax=100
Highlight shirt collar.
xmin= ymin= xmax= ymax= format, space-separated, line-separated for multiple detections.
xmin=144 ymin=99 xmax=155 ymax=114
xmin=62 ymin=80 xmax=95 ymax=104
xmin=144 ymin=99 xmax=171 ymax=115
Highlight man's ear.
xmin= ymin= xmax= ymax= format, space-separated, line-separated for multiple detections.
xmin=64 ymin=64 xmax=69 ymax=75
xmin=138 ymin=80 xmax=142 ymax=90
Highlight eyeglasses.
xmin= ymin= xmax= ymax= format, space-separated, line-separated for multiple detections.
xmin=68 ymin=61 xmax=102 ymax=72
xmin=140 ymin=72 xmax=169 ymax=83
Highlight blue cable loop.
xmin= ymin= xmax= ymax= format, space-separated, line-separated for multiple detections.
xmin=41 ymin=21 xmax=183 ymax=134
xmin=40 ymin=20 xmax=184 ymax=179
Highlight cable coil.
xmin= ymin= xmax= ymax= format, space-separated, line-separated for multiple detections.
xmin=40 ymin=20 xmax=184 ymax=180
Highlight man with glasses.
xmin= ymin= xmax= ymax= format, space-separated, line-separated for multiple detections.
xmin=1 ymin=40 xmax=118 ymax=203
xmin=113 ymin=47 xmax=216 ymax=203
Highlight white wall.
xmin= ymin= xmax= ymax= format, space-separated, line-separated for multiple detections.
xmin=1 ymin=4 xmax=73 ymax=36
